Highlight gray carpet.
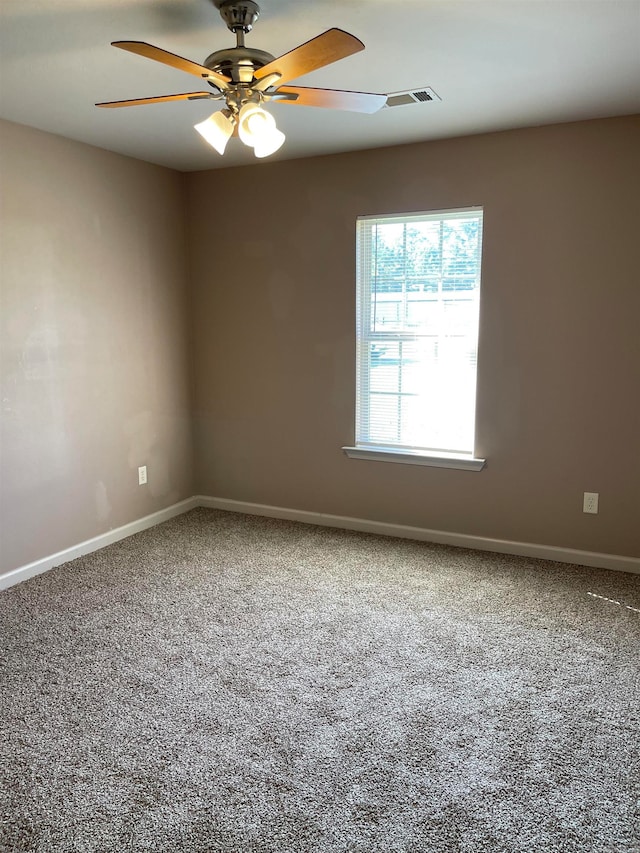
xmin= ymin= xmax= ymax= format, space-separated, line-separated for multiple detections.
xmin=1 ymin=508 xmax=639 ymax=853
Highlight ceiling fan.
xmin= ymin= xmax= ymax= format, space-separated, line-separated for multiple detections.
xmin=96 ymin=0 xmax=387 ymax=159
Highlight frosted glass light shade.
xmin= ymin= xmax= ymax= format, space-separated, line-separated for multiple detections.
xmin=237 ymin=103 xmax=267 ymax=146
xmin=194 ymin=111 xmax=234 ymax=155
xmin=237 ymin=103 xmax=285 ymax=157
xmin=253 ymin=127 xmax=286 ymax=158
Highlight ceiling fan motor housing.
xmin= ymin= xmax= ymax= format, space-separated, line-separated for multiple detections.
xmin=204 ymin=46 xmax=275 ymax=84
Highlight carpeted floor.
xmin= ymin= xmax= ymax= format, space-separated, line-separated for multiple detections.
xmin=1 ymin=508 xmax=639 ymax=853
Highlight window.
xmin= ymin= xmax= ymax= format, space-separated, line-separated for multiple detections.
xmin=344 ymin=208 xmax=485 ymax=471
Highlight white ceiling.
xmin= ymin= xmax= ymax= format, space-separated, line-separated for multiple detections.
xmin=1 ymin=0 xmax=639 ymax=172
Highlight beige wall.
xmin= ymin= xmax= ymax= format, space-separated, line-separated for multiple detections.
xmin=0 ymin=120 xmax=194 ymax=574
xmin=1 ymin=116 xmax=638 ymax=575
xmin=187 ymin=116 xmax=640 ymax=558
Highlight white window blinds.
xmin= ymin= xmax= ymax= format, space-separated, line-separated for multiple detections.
xmin=356 ymin=208 xmax=483 ymax=456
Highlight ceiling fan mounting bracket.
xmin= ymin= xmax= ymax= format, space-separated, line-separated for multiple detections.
xmin=214 ymin=0 xmax=261 ymax=35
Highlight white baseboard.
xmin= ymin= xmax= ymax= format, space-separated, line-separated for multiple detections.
xmin=198 ymin=495 xmax=640 ymax=575
xmin=3 ymin=494 xmax=638 ymax=591
xmin=0 ymin=497 xmax=199 ymax=591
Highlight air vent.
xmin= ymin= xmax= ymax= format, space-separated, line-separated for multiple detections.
xmin=385 ymin=87 xmax=441 ymax=108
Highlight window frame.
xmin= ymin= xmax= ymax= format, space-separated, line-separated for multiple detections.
xmin=343 ymin=207 xmax=486 ymax=472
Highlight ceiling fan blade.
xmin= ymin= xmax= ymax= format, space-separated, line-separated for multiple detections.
xmin=253 ymin=28 xmax=364 ymax=86
xmin=276 ymin=85 xmax=386 ymax=114
xmin=96 ymin=92 xmax=215 ymax=108
xmin=112 ymin=41 xmax=230 ymax=88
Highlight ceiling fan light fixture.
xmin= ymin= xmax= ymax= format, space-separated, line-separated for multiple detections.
xmin=237 ymin=102 xmax=284 ymax=156
xmin=194 ymin=109 xmax=235 ymax=154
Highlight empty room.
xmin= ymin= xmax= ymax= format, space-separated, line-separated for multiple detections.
xmin=1 ymin=0 xmax=639 ymax=850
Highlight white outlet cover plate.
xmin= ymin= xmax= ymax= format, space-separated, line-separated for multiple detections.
xmin=583 ymin=492 xmax=599 ymax=514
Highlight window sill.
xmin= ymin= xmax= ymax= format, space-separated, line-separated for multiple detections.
xmin=342 ymin=446 xmax=486 ymax=471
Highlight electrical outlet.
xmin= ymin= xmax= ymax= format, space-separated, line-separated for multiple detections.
xmin=138 ymin=465 xmax=147 ymax=486
xmin=583 ymin=492 xmax=598 ymax=514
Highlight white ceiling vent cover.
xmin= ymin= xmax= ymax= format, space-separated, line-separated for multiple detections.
xmin=385 ymin=87 xmax=441 ymax=108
